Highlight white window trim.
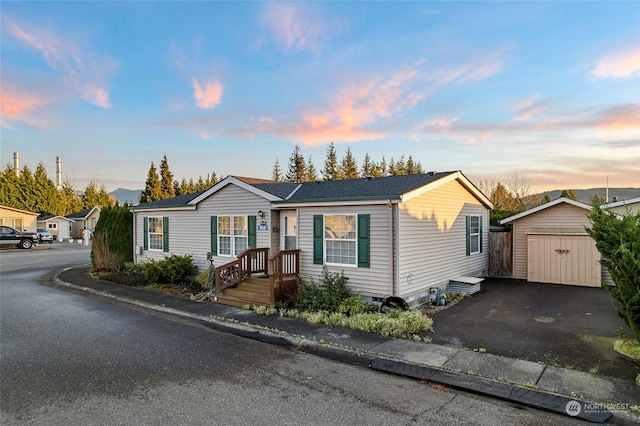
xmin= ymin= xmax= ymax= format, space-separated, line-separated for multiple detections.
xmin=217 ymin=215 xmax=248 ymax=257
xmin=324 ymin=213 xmax=358 ymax=268
xmin=469 ymin=215 xmax=481 ymax=255
xmin=148 ymin=216 xmax=164 ymax=252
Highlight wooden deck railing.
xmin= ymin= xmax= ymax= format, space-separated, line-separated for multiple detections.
xmin=215 ymin=247 xmax=269 ymax=293
xmin=268 ymin=249 xmax=300 ymax=305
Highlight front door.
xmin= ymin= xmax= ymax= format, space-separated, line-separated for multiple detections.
xmin=280 ymin=211 xmax=297 ymax=250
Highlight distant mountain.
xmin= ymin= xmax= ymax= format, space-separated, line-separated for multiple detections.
xmin=532 ymin=187 xmax=640 ymax=205
xmin=110 ymin=188 xmax=142 ymax=205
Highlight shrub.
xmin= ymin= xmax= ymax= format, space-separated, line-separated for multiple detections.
xmin=587 ymin=207 xmax=640 ymax=342
xmin=92 ymin=205 xmax=133 ymax=270
xmin=296 ymin=267 xmax=351 ymax=313
xmin=197 ymin=264 xmax=216 ymax=291
xmin=337 ymin=296 xmax=378 ymax=316
xmin=137 ymin=255 xmax=197 ymax=285
xmin=91 ymin=231 xmax=124 ymax=272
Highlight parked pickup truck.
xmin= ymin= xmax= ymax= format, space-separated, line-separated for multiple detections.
xmin=0 ymin=226 xmax=40 ymax=249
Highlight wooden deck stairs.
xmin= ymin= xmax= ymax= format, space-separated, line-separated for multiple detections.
xmin=213 ymin=248 xmax=300 ymax=308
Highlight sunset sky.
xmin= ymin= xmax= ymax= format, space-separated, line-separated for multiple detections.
xmin=1 ymin=1 xmax=638 ymax=193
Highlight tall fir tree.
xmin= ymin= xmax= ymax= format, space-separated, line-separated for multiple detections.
xmin=361 ymin=153 xmax=375 ymax=177
xmin=59 ymin=180 xmax=83 ymax=215
xmin=159 ymin=154 xmax=175 ymax=199
xmin=140 ymin=162 xmax=162 ymax=203
xmin=286 ymin=145 xmax=307 ymax=183
xmin=272 ymin=158 xmax=283 ymax=182
xmin=340 ymin=147 xmax=359 ymax=179
xmin=322 ymin=142 xmax=341 ymax=181
xmin=377 ymin=157 xmax=387 ymax=177
xmin=34 ymin=163 xmax=62 ymax=215
xmin=306 ymin=156 xmax=319 ymax=182
xmin=82 ymin=181 xmax=113 ymax=209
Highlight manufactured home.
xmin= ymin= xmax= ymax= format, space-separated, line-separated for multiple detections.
xmin=131 ymin=172 xmax=492 ymax=307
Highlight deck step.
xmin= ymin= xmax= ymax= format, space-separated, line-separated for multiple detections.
xmin=223 ymin=288 xmax=272 ymax=303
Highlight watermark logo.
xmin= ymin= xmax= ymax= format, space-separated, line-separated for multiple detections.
xmin=566 ymin=400 xmax=582 ymax=416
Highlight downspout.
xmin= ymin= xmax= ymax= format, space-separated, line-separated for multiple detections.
xmin=388 ymin=199 xmax=395 ymax=297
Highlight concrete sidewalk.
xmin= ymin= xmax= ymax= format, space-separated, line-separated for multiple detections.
xmin=51 ymin=266 xmax=639 ymax=425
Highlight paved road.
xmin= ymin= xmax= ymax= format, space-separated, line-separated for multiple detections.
xmin=1 ymin=245 xmax=585 ymax=425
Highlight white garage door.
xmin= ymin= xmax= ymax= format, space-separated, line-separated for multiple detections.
xmin=527 ymin=234 xmax=601 ymax=287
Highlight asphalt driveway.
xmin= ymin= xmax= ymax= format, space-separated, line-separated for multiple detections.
xmin=429 ymin=278 xmax=639 ymax=381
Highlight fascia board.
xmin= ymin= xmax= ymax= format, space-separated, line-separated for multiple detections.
xmin=500 ymin=197 xmax=592 ymax=225
xmin=188 ymin=176 xmax=282 ymax=205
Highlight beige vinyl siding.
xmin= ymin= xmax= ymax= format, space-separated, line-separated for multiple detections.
xmin=607 ymin=203 xmax=639 ymax=215
xmin=512 ymin=203 xmax=592 ymax=279
xmin=0 ymin=206 xmax=38 ymax=232
xmin=397 ymin=179 xmax=489 ymax=299
xmin=135 ymin=184 xmax=274 ymax=271
xmin=297 ymin=204 xmax=393 ymax=298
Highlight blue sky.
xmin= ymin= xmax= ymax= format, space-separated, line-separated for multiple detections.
xmin=1 ymin=1 xmax=639 ymax=193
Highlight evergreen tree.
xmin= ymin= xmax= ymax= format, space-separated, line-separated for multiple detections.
xmin=140 ymin=162 xmax=162 ymax=203
xmin=587 ymin=207 xmax=640 ymax=342
xmin=340 ymin=147 xmax=359 ymax=179
xmin=322 ymin=142 xmax=341 ymax=181
xmin=306 ymin=156 xmax=319 ymax=182
xmin=376 ymin=157 xmax=387 ymax=177
xmin=561 ymin=189 xmax=578 ymax=201
xmin=406 ymin=156 xmax=423 ymax=174
xmin=361 ymin=153 xmax=375 ymax=177
xmin=173 ymin=180 xmax=181 ymax=196
xmin=81 ymin=181 xmax=112 ymax=209
xmin=34 ymin=163 xmax=62 ymax=215
xmin=159 ymin=154 xmax=175 ymax=199
xmin=388 ymin=158 xmax=397 ymax=176
xmin=59 ymin=180 xmax=83 ymax=215
xmin=286 ymin=145 xmax=307 ymax=183
xmin=542 ymin=194 xmax=551 ymax=204
xmin=491 ymin=183 xmax=519 ymax=210
xmin=272 ymin=158 xmax=283 ymax=182
xmin=394 ymin=155 xmax=407 ymax=176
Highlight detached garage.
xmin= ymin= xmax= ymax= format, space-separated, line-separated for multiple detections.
xmin=500 ymin=198 xmax=601 ymax=287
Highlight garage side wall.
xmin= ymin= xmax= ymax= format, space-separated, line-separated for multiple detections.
xmin=512 ymin=204 xmax=592 ymax=280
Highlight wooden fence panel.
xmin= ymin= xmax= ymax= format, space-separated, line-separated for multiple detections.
xmin=489 ymin=231 xmax=512 ymax=277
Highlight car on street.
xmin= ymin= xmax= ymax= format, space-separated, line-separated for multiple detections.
xmin=0 ymin=226 xmax=40 ymax=249
xmin=37 ymin=228 xmax=55 ymax=243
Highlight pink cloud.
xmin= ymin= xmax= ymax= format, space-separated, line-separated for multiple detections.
xmin=192 ymin=78 xmax=223 ymax=109
xmin=260 ymin=3 xmax=325 ymax=52
xmin=513 ymin=95 xmax=549 ymax=121
xmin=0 ymin=90 xmax=47 ymax=119
xmin=6 ymin=20 xmax=115 ymax=108
xmin=589 ymin=46 xmax=640 ymax=80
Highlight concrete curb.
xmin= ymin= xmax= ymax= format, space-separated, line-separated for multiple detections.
xmin=51 ymin=268 xmax=640 ymax=424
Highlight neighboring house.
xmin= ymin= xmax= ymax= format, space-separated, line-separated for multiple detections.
xmin=67 ymin=206 xmax=102 ymax=238
xmin=602 ymin=196 xmax=640 ymax=215
xmin=499 ymin=197 xmax=601 ymax=287
xmin=37 ymin=216 xmax=75 ymax=241
xmin=0 ymin=205 xmax=39 ymax=232
xmin=131 ymin=171 xmax=492 ymax=307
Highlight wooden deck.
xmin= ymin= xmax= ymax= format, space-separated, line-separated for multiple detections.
xmin=213 ymin=248 xmax=300 ymax=308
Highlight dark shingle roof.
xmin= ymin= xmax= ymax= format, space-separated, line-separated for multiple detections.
xmin=67 ymin=208 xmax=93 ymax=219
xmin=252 ymin=182 xmax=301 ymax=199
xmin=133 ymin=190 xmax=206 ymax=210
xmin=280 ymin=172 xmax=456 ymax=203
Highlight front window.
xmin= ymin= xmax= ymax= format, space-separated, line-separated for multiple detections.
xmin=148 ymin=217 xmax=163 ymax=250
xmin=469 ymin=215 xmax=480 ymax=254
xmin=233 ymin=216 xmax=248 ymax=256
xmin=324 ymin=214 xmax=357 ymax=266
xmin=48 ymin=223 xmax=57 ymax=229
xmin=218 ymin=216 xmax=248 ymax=256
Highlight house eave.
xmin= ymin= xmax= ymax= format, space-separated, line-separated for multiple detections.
xmin=500 ymin=197 xmax=592 ymax=225
xmin=274 ymin=196 xmax=401 ymax=208
xmin=130 ymin=206 xmax=197 ymax=213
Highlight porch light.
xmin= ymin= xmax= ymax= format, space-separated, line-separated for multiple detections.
xmin=258 ymin=210 xmax=264 ymax=218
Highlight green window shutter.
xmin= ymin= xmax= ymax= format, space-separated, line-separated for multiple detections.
xmin=479 ymin=216 xmax=483 ymax=254
xmin=210 ymin=216 xmax=217 ymax=255
xmin=162 ymin=217 xmax=169 ymax=252
xmin=313 ymin=215 xmax=324 ymax=264
xmin=248 ymin=216 xmax=257 ymax=248
xmin=357 ymin=214 xmax=370 ymax=268
xmin=465 ymin=216 xmax=470 ymax=256
xmin=143 ymin=217 xmax=148 ymax=250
